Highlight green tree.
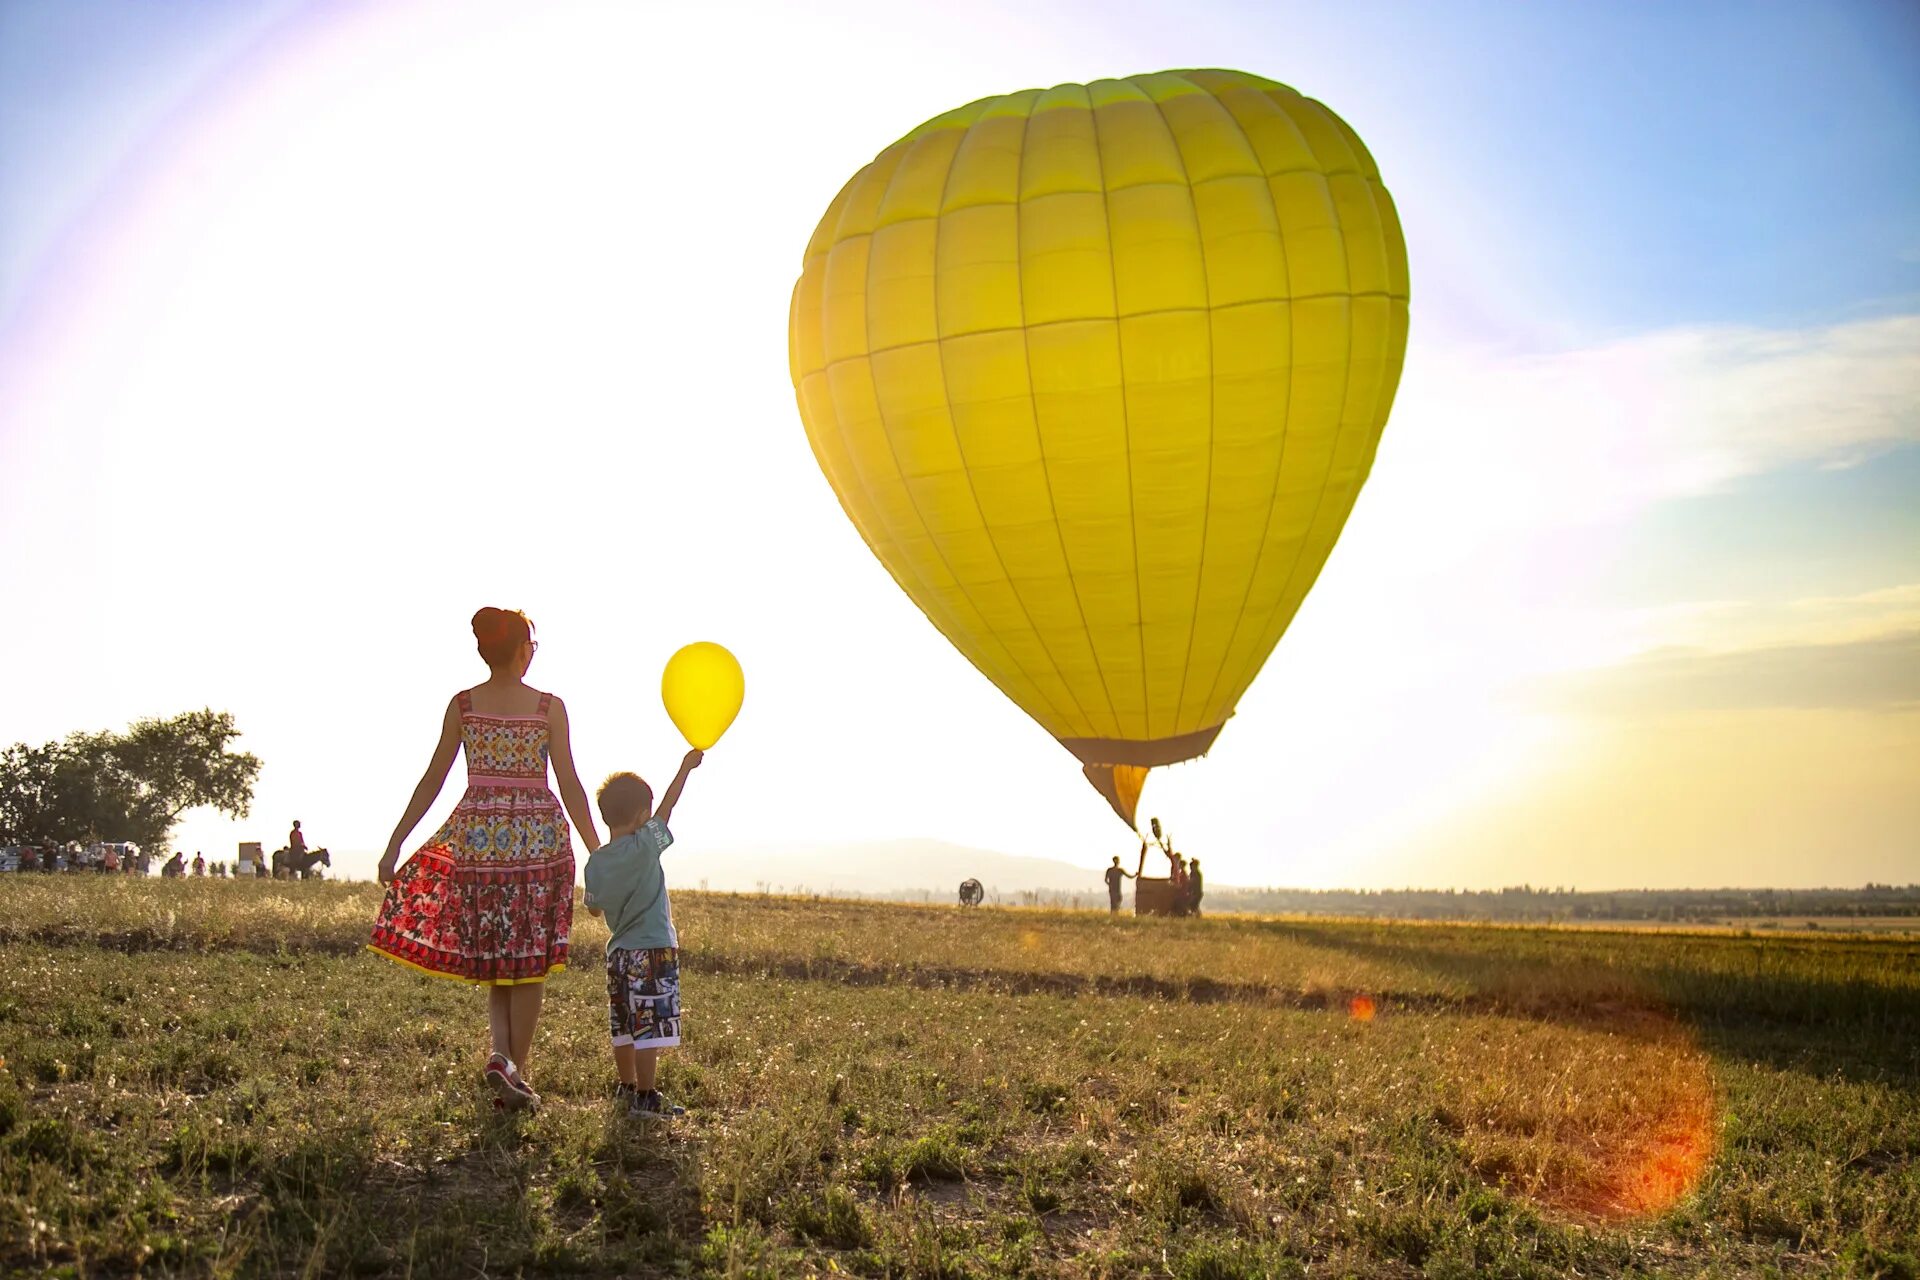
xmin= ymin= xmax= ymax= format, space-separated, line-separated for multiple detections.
xmin=113 ymin=710 xmax=261 ymax=831
xmin=0 ymin=741 xmax=64 ymax=847
xmin=0 ymin=710 xmax=261 ymax=852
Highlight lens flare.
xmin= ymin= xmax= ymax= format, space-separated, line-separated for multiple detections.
xmin=1575 ymin=1030 xmax=1716 ymax=1219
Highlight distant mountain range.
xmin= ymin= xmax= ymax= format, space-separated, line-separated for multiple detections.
xmin=682 ymin=838 xmax=1111 ymax=898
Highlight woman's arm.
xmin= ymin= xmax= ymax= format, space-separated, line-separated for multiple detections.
xmin=377 ymin=696 xmax=463 ymax=884
xmin=547 ymin=695 xmax=602 ymax=855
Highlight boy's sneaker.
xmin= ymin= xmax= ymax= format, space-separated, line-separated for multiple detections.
xmin=614 ymin=1082 xmax=640 ymax=1108
xmin=627 ymin=1089 xmax=686 ymax=1122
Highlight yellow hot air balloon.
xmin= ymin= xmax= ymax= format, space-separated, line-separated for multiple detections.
xmin=788 ymin=69 xmax=1408 ymax=827
xmin=662 ymin=642 xmax=745 ymax=749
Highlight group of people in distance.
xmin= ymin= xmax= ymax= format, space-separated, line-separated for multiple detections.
xmin=12 ymin=846 xmax=146 ymax=874
xmin=16 ymin=817 xmax=312 ymax=880
xmin=1104 ymin=836 xmax=1205 ymax=917
xmin=159 ymin=822 xmax=310 ymax=879
xmin=367 ymin=607 xmax=702 ymax=1122
xmin=160 ymin=851 xmax=263 ymax=878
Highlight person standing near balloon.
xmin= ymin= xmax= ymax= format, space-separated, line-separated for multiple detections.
xmin=1104 ymin=856 xmax=1135 ymax=916
xmin=585 ymin=752 xmax=702 ymax=1120
xmin=368 ymin=608 xmax=601 ymax=1113
xmin=584 ymin=641 xmax=742 ymax=1121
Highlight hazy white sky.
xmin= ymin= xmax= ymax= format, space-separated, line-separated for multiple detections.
xmin=2 ymin=0 xmax=1916 ymax=889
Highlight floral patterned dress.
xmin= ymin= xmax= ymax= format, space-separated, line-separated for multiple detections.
xmin=368 ymin=690 xmax=573 ymax=984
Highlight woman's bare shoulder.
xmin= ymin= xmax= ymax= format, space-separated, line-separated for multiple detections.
xmin=463 ymin=681 xmax=549 ymax=718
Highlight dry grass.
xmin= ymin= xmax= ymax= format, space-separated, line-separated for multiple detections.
xmin=2 ymin=877 xmax=1916 ymax=1278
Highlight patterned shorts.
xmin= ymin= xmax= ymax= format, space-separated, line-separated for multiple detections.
xmin=606 ymin=947 xmax=682 ymax=1048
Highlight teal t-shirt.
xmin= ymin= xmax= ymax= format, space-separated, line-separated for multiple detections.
xmin=583 ymin=819 xmax=676 ymax=952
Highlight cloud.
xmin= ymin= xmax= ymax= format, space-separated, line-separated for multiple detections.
xmin=1535 ymin=585 xmax=1920 ymax=716
xmin=1547 ymin=628 xmax=1920 ymax=716
xmin=1381 ymin=313 xmax=1920 ymax=545
xmin=1604 ymin=315 xmax=1920 ymax=485
xmin=1614 ymin=583 xmax=1920 ymax=655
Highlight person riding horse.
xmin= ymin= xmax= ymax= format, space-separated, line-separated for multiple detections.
xmin=271 ymin=845 xmax=332 ymax=880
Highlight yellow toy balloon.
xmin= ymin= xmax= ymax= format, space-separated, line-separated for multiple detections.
xmin=661 ymin=642 xmax=744 ymax=749
xmin=789 ymin=69 xmax=1409 ymax=827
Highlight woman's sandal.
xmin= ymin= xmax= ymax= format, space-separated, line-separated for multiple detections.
xmin=506 ymin=1061 xmax=542 ymax=1111
xmin=484 ymin=1054 xmax=539 ymax=1112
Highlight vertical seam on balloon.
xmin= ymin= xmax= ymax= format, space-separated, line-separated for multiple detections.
xmin=900 ymin=96 xmax=1082 ymax=733
xmin=1087 ymin=80 xmax=1153 ymax=742
xmin=1148 ymin=73 xmax=1217 ymax=743
xmin=1210 ymin=94 xmax=1366 ymax=721
xmin=806 ymin=155 xmax=914 ymax=562
xmin=1008 ymin=87 xmax=1124 ymax=741
xmin=1191 ymin=86 xmax=1302 ymax=726
xmin=800 ymin=245 xmax=895 ymax=557
xmin=1228 ymin=101 xmax=1372 ymax=689
xmin=795 ymin=261 xmax=887 ymax=558
xmin=1006 ymin=87 xmax=1121 ymax=740
xmin=815 ymin=164 xmax=1035 ymax=726
xmin=921 ymin=87 xmax=1105 ymax=740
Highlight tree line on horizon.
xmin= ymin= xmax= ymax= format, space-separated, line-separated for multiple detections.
xmin=0 ymin=709 xmax=259 ymax=854
xmin=847 ymin=882 xmax=1920 ymax=922
xmin=1189 ymin=883 xmax=1920 ymax=922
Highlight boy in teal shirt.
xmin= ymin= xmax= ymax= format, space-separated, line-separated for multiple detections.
xmin=585 ymin=748 xmax=702 ymax=1119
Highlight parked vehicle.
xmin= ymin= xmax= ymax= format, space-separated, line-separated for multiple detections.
xmin=237 ymin=841 xmax=265 ymax=877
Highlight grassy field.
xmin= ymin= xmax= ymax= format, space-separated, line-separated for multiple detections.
xmin=2 ymin=879 xmax=1916 ymax=1278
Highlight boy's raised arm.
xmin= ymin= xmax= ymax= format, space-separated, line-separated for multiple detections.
xmin=653 ymin=749 xmax=703 ymax=830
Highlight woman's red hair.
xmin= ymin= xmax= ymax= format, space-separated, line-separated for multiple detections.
xmin=471 ymin=607 xmax=533 ymax=668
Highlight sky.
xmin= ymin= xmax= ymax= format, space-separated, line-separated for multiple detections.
xmin=1 ymin=0 xmax=1916 ymax=890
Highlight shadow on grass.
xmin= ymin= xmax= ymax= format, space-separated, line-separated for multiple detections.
xmin=209 ymin=1101 xmax=709 ymax=1277
xmin=1265 ymin=921 xmax=1920 ymax=1092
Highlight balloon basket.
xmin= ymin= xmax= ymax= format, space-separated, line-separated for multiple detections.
xmin=1134 ymin=877 xmax=1189 ymax=918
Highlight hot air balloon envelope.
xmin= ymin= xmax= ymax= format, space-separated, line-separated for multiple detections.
xmin=789 ymin=69 xmax=1409 ymax=823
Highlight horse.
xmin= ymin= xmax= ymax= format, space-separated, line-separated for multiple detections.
xmin=271 ymin=846 xmax=331 ymax=880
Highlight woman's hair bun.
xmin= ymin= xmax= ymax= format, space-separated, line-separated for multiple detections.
xmin=471 ymin=607 xmax=533 ymax=667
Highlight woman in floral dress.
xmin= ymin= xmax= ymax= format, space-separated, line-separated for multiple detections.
xmin=370 ymin=607 xmax=602 ymax=1110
